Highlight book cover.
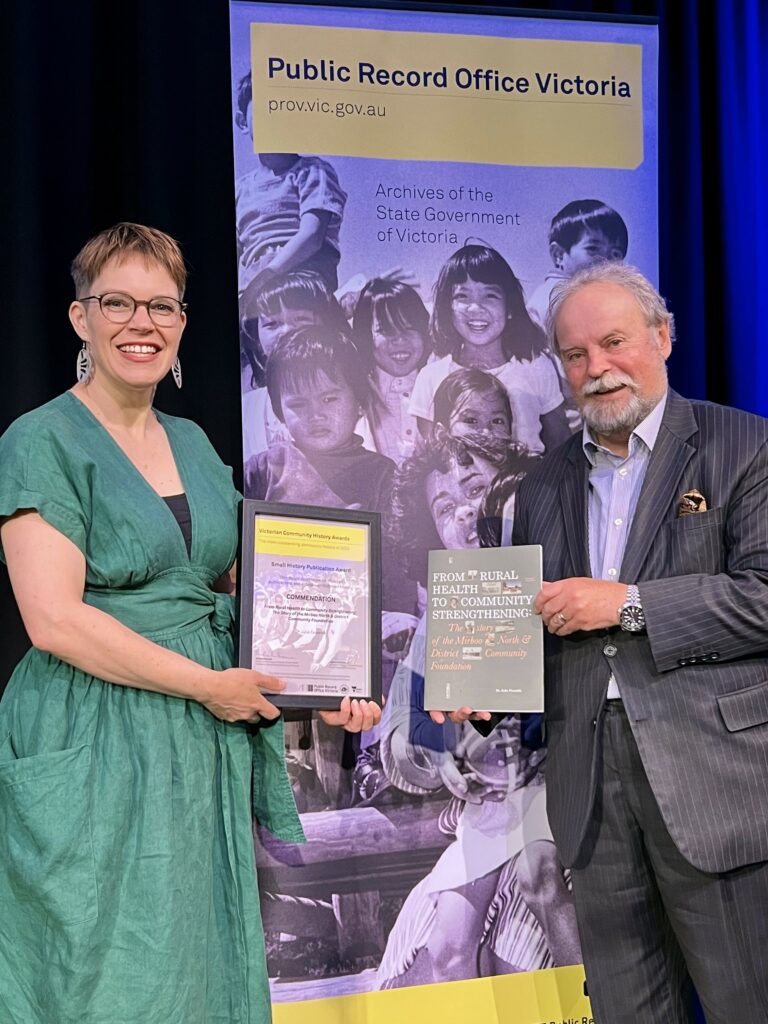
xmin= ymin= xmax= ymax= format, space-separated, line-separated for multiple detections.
xmin=424 ymin=545 xmax=544 ymax=712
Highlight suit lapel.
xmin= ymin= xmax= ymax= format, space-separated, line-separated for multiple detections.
xmin=560 ymin=438 xmax=591 ymax=577
xmin=620 ymin=390 xmax=698 ymax=582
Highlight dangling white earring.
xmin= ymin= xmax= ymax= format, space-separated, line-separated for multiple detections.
xmin=171 ymin=357 xmax=183 ymax=390
xmin=76 ymin=343 xmax=93 ymax=384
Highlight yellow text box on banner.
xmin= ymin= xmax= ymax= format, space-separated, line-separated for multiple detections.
xmin=254 ymin=519 xmax=367 ymax=560
xmin=274 ymin=965 xmax=593 ymax=1024
xmin=250 ymin=23 xmax=642 ymax=168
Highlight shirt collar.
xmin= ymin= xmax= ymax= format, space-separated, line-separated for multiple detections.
xmin=372 ymin=365 xmax=415 ymax=397
xmin=582 ymin=390 xmax=668 ymax=465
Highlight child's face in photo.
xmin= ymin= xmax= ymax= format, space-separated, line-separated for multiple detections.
xmin=280 ymin=369 xmax=360 ymax=454
xmin=450 ymin=392 xmax=511 ymax=442
xmin=558 ymin=229 xmax=625 ymax=275
xmin=371 ymin=322 xmax=425 ymax=378
xmin=426 ymin=454 xmax=498 ymax=549
xmin=257 ymin=305 xmax=320 ymax=357
xmin=450 ymin=277 xmax=508 ymax=349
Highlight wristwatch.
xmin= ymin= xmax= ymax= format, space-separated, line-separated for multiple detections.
xmin=619 ymin=584 xmax=645 ymax=632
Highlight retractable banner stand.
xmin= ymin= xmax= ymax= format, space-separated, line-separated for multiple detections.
xmin=230 ymin=4 xmax=658 ymax=1021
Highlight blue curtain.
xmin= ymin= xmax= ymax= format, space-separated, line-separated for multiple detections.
xmin=714 ymin=0 xmax=768 ymax=414
xmin=657 ymin=0 xmax=707 ymax=401
xmin=658 ymin=0 xmax=768 ymax=415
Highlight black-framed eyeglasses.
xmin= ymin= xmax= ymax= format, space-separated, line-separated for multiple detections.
xmin=79 ymin=291 xmax=187 ymax=326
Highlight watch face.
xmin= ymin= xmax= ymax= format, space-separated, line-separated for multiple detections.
xmin=620 ymin=606 xmax=645 ymax=632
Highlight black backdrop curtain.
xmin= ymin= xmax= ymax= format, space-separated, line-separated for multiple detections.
xmin=0 ymin=0 xmax=760 ymax=687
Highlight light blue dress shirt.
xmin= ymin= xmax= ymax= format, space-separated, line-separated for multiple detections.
xmin=583 ymin=393 xmax=667 ymax=697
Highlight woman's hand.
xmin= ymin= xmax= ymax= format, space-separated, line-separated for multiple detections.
xmin=319 ymin=697 xmax=381 ymax=732
xmin=202 ymin=668 xmax=285 ymax=723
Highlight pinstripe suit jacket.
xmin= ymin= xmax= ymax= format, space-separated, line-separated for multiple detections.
xmin=511 ymin=389 xmax=768 ymax=872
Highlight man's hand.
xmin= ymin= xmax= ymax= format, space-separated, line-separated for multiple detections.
xmin=319 ymin=697 xmax=381 ymax=732
xmin=429 ymin=707 xmax=492 ymax=726
xmin=535 ymin=578 xmax=628 ymax=635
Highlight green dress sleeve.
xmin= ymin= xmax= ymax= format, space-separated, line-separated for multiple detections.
xmin=0 ymin=405 xmax=89 ymax=560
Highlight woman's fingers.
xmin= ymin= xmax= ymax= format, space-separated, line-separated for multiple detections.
xmin=252 ymin=671 xmax=285 ymax=692
xmin=205 ymin=668 xmax=285 ymax=722
xmin=253 ymin=694 xmax=281 ymax=720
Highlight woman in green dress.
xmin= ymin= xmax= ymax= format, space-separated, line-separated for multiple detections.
xmin=0 ymin=223 xmax=379 ymax=1024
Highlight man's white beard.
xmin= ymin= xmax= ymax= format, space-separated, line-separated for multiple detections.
xmin=579 ymin=370 xmax=666 ymax=438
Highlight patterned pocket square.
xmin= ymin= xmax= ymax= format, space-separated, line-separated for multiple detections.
xmin=678 ymin=489 xmax=708 ymax=516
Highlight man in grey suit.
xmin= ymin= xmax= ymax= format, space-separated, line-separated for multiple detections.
xmin=511 ymin=263 xmax=768 ymax=1022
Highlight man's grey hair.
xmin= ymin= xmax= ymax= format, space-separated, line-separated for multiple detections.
xmin=546 ymin=263 xmax=676 ymax=354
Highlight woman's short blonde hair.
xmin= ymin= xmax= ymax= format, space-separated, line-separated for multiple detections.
xmin=71 ymin=222 xmax=187 ymax=297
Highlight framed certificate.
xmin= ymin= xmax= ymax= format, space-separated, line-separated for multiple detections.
xmin=238 ymin=501 xmax=382 ymax=709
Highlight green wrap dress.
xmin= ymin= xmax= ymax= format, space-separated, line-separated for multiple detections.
xmin=0 ymin=392 xmax=303 ymax=1024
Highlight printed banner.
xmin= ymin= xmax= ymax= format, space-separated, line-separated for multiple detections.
xmin=230 ymin=3 xmax=657 ymax=1021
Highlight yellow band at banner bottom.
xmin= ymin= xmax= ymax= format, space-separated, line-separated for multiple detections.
xmin=274 ymin=965 xmax=593 ymax=1024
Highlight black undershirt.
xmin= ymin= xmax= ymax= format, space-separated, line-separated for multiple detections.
xmin=163 ymin=493 xmax=192 ymax=556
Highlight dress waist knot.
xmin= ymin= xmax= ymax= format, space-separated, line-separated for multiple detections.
xmin=84 ymin=569 xmax=235 ymax=641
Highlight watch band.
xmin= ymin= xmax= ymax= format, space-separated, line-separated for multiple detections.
xmin=619 ymin=584 xmax=645 ymax=632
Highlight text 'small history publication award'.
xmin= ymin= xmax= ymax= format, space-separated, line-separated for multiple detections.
xmin=424 ymin=546 xmax=543 ymax=712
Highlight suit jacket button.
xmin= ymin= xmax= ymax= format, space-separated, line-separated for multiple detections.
xmin=710 ymin=652 xmax=720 ymax=661
xmin=603 ymin=643 xmax=618 ymax=657
xmin=678 ymin=658 xmax=688 ymax=666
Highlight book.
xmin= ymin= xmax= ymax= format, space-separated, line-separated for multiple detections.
xmin=424 ymin=545 xmax=544 ymax=712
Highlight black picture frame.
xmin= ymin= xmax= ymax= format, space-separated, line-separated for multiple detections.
xmin=237 ymin=500 xmax=382 ymax=710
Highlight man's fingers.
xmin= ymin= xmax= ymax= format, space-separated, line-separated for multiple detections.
xmin=320 ymin=696 xmax=384 ymax=733
xmin=445 ymin=707 xmax=492 ymax=723
xmin=535 ymin=580 xmax=568 ymax=615
xmin=357 ymin=700 xmax=381 ymax=732
xmin=455 ymin=705 xmax=475 ymax=720
xmin=340 ymin=698 xmax=381 ymax=733
xmin=428 ymin=707 xmax=490 ymax=723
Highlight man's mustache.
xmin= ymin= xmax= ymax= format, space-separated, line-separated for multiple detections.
xmin=580 ymin=372 xmax=637 ymax=397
